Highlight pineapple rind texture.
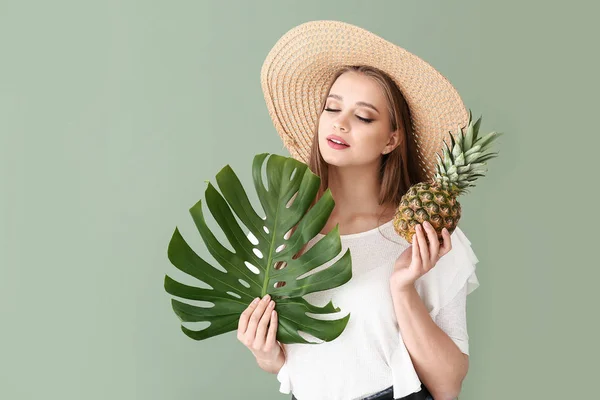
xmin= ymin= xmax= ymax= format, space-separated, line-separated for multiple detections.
xmin=393 ymin=182 xmax=461 ymax=244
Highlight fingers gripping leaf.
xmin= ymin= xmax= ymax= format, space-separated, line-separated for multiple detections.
xmin=164 ymin=153 xmax=352 ymax=344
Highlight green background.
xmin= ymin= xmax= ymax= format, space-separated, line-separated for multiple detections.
xmin=1 ymin=1 xmax=597 ymax=399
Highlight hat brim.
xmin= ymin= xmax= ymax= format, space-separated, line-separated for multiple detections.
xmin=261 ymin=20 xmax=468 ymax=182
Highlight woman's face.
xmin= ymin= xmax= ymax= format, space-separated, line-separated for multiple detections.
xmin=317 ymin=71 xmax=397 ymax=167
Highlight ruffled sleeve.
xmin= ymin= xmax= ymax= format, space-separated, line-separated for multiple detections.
xmin=276 ymin=358 xmax=293 ymax=394
xmin=414 ymin=226 xmax=480 ymax=321
xmin=389 ymin=338 xmax=426 ymax=398
xmin=433 ymin=282 xmax=470 ymax=354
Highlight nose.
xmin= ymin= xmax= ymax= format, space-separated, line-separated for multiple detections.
xmin=333 ymin=121 xmax=347 ymax=132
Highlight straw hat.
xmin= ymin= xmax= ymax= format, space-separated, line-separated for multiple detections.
xmin=260 ymin=20 xmax=469 ymax=182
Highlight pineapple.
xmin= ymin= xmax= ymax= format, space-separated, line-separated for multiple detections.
xmin=393 ymin=111 xmax=502 ymax=244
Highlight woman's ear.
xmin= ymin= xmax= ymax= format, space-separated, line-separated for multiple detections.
xmin=383 ymin=129 xmax=401 ymax=154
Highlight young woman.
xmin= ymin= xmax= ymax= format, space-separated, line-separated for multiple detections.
xmin=237 ymin=21 xmax=480 ymax=400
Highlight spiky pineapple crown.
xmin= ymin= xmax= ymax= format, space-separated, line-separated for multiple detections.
xmin=433 ymin=110 xmax=502 ymax=195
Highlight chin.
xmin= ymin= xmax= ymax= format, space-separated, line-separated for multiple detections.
xmin=320 ymin=152 xmax=353 ymax=167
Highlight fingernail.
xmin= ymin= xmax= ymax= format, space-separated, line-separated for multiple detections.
xmin=269 ymin=300 xmax=275 ymax=307
xmin=264 ymin=294 xmax=271 ymax=301
xmin=252 ymin=297 xmax=259 ymax=304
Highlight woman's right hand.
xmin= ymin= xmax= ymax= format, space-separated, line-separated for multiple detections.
xmin=237 ymin=294 xmax=283 ymax=365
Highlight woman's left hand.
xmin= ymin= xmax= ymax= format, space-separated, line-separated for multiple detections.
xmin=390 ymin=220 xmax=452 ymax=292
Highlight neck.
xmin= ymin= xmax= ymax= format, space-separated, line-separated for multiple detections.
xmin=326 ymin=160 xmax=393 ymax=222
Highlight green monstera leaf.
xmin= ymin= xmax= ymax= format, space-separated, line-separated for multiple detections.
xmin=164 ymin=153 xmax=352 ymax=344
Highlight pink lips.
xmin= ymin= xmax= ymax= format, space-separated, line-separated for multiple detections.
xmin=326 ymin=135 xmax=350 ymax=149
xmin=327 ymin=140 xmax=349 ymax=150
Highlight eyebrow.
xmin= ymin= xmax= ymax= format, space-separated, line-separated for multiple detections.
xmin=327 ymin=94 xmax=380 ymax=114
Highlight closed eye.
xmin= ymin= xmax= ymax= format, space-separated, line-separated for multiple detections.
xmin=324 ymin=108 xmax=373 ymax=123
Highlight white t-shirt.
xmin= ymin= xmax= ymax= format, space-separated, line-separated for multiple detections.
xmin=274 ymin=219 xmax=480 ymax=400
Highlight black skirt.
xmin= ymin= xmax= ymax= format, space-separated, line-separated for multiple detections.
xmin=291 ymin=383 xmax=432 ymax=400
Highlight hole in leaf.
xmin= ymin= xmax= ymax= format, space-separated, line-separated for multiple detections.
xmin=238 ymin=279 xmax=251 ymax=288
xmin=285 ymin=190 xmax=299 ymax=209
xmin=252 ymin=248 xmax=263 ymax=258
xmin=244 ymin=261 xmax=260 ymax=274
xmin=247 ymin=231 xmax=259 ymax=246
xmin=182 ymin=321 xmax=211 ymax=331
xmin=305 ymin=311 xmax=345 ymax=320
xmin=263 ymin=226 xmax=270 ymax=234
xmin=297 ymin=330 xmax=325 ymax=344
xmin=261 ymin=157 xmax=269 ymax=192
xmin=273 ymin=261 xmax=287 ymax=270
xmin=274 ymin=281 xmax=286 ymax=288
xmin=226 ymin=291 xmax=241 ymax=299
xmin=275 ymin=244 xmax=286 ymax=253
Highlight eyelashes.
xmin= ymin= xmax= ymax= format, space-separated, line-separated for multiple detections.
xmin=324 ymin=108 xmax=373 ymax=123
